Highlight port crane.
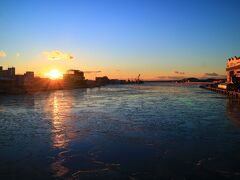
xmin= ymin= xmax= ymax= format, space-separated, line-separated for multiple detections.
xmin=136 ymin=74 xmax=143 ymax=84
xmin=137 ymin=74 xmax=141 ymax=81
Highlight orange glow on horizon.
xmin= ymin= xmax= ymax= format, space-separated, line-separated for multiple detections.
xmin=46 ymin=69 xmax=63 ymax=79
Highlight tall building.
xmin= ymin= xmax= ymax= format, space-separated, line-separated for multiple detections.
xmin=0 ymin=66 xmax=15 ymax=80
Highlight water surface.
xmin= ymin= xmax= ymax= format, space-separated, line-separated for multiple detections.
xmin=0 ymin=83 xmax=240 ymax=179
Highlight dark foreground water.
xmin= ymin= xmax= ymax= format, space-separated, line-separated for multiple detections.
xmin=1 ymin=83 xmax=240 ymax=180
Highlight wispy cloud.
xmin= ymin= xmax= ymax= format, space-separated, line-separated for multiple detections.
xmin=43 ymin=50 xmax=74 ymax=60
xmin=174 ymin=70 xmax=185 ymax=75
xmin=204 ymin=72 xmax=218 ymax=76
xmin=203 ymin=72 xmax=226 ymax=79
xmin=0 ymin=50 xmax=6 ymax=58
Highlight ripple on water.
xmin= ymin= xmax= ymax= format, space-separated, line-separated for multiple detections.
xmin=0 ymin=83 xmax=240 ymax=179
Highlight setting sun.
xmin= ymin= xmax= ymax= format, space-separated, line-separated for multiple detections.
xmin=46 ymin=69 xmax=62 ymax=79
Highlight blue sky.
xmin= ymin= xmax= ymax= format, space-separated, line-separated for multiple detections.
xmin=0 ymin=0 xmax=240 ymax=79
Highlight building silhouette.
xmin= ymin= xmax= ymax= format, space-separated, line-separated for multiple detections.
xmin=0 ymin=66 xmax=15 ymax=80
xmin=63 ymin=70 xmax=85 ymax=81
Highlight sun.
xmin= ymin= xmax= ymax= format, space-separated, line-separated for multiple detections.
xmin=46 ymin=69 xmax=63 ymax=79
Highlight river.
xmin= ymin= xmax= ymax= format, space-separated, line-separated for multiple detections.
xmin=0 ymin=83 xmax=240 ymax=179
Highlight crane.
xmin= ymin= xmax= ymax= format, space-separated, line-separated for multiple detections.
xmin=136 ymin=74 xmax=143 ymax=84
xmin=137 ymin=74 xmax=141 ymax=81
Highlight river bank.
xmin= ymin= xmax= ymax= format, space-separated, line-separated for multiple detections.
xmin=0 ymin=78 xmax=143 ymax=95
xmin=200 ymin=85 xmax=240 ymax=98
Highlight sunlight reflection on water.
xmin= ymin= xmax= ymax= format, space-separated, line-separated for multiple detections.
xmin=0 ymin=83 xmax=240 ymax=179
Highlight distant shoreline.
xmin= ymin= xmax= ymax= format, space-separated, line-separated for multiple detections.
xmin=175 ymin=82 xmax=216 ymax=84
xmin=144 ymin=81 xmax=216 ymax=84
xmin=144 ymin=80 xmax=176 ymax=83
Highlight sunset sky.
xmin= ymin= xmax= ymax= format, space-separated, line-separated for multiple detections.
xmin=1 ymin=0 xmax=240 ymax=80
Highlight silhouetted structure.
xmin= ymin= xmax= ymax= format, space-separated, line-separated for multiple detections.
xmin=63 ymin=69 xmax=86 ymax=88
xmin=96 ymin=76 xmax=109 ymax=86
xmin=0 ymin=66 xmax=15 ymax=80
xmin=24 ymin=71 xmax=34 ymax=81
xmin=63 ymin=70 xmax=85 ymax=81
xmin=136 ymin=74 xmax=144 ymax=84
xmin=0 ymin=66 xmax=143 ymax=94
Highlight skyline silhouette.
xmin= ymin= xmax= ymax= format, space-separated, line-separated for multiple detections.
xmin=1 ymin=0 xmax=240 ymax=80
